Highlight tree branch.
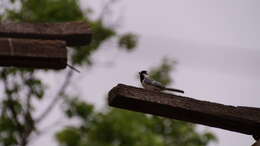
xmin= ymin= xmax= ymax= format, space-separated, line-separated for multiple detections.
xmin=35 ymin=70 xmax=74 ymax=123
xmin=20 ymin=72 xmax=36 ymax=145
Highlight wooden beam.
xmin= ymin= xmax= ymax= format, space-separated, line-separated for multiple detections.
xmin=252 ymin=140 xmax=260 ymax=146
xmin=0 ymin=21 xmax=92 ymax=46
xmin=108 ymin=84 xmax=260 ymax=139
xmin=0 ymin=38 xmax=67 ymax=69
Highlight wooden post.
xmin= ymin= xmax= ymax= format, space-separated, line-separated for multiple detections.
xmin=108 ymin=84 xmax=260 ymax=140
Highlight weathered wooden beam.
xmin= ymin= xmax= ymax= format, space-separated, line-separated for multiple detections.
xmin=108 ymin=84 xmax=260 ymax=139
xmin=0 ymin=21 xmax=92 ymax=46
xmin=0 ymin=38 xmax=67 ymax=69
xmin=252 ymin=140 xmax=260 ymax=146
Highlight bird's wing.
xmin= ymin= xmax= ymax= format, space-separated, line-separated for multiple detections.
xmin=143 ymin=78 xmax=164 ymax=89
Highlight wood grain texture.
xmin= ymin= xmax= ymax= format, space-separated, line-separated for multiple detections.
xmin=252 ymin=140 xmax=260 ymax=146
xmin=108 ymin=84 xmax=260 ymax=139
xmin=0 ymin=21 xmax=92 ymax=46
xmin=0 ymin=38 xmax=67 ymax=69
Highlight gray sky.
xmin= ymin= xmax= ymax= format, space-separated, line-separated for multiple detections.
xmin=36 ymin=1 xmax=260 ymax=146
xmin=83 ymin=1 xmax=260 ymax=146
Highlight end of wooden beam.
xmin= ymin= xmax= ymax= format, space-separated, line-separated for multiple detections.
xmin=0 ymin=38 xmax=67 ymax=69
xmin=252 ymin=140 xmax=260 ymax=146
xmin=108 ymin=84 xmax=260 ymax=138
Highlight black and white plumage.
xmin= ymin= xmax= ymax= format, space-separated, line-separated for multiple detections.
xmin=139 ymin=70 xmax=184 ymax=93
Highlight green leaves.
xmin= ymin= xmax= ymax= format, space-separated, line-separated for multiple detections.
xmin=56 ymin=127 xmax=81 ymax=146
xmin=65 ymin=98 xmax=94 ymax=120
xmin=0 ymin=115 xmax=19 ymax=146
xmin=118 ymin=33 xmax=138 ymax=51
xmin=149 ymin=58 xmax=177 ymax=86
xmin=0 ymin=133 xmax=18 ymax=146
xmin=57 ymin=107 xmax=217 ymax=146
xmin=24 ymin=78 xmax=45 ymax=99
xmin=92 ymin=20 xmax=116 ymax=44
xmin=3 ymin=99 xmax=22 ymax=114
xmin=0 ymin=116 xmax=17 ymax=132
xmin=72 ymin=20 xmax=116 ymax=65
xmin=6 ymin=0 xmax=84 ymax=22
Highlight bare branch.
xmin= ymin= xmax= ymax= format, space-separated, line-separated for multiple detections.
xmin=99 ymin=0 xmax=117 ymax=21
xmin=35 ymin=70 xmax=74 ymax=123
xmin=21 ymin=72 xmax=34 ymax=114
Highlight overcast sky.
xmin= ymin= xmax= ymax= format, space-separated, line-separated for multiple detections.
xmin=83 ymin=1 xmax=260 ymax=146
xmin=36 ymin=1 xmax=260 ymax=146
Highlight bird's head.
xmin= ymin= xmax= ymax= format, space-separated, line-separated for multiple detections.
xmin=139 ymin=70 xmax=148 ymax=76
xmin=139 ymin=70 xmax=148 ymax=83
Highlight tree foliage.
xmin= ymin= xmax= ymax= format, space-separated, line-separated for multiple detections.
xmin=0 ymin=0 xmax=137 ymax=146
xmin=0 ymin=0 xmax=216 ymax=146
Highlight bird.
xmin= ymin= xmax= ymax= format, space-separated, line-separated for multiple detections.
xmin=139 ymin=70 xmax=184 ymax=93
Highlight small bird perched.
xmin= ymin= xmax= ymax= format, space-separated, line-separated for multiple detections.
xmin=139 ymin=70 xmax=184 ymax=93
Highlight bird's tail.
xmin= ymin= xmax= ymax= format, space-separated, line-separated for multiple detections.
xmin=164 ymin=87 xmax=184 ymax=93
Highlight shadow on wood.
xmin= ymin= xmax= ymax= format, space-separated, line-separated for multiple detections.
xmin=108 ymin=84 xmax=260 ymax=140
